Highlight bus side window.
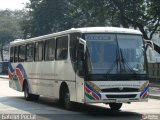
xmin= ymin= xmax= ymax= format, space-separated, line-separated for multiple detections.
xmin=35 ymin=41 xmax=43 ymax=61
xmin=56 ymin=36 xmax=68 ymax=60
xmin=14 ymin=46 xmax=18 ymax=62
xmin=45 ymin=39 xmax=55 ymax=61
xmin=10 ymin=47 xmax=14 ymax=62
xmin=26 ymin=43 xmax=34 ymax=62
xmin=18 ymin=45 xmax=26 ymax=62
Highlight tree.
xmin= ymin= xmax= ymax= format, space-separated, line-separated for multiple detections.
xmin=22 ymin=0 xmax=72 ymax=38
xmin=0 ymin=10 xmax=24 ymax=61
xmin=70 ymin=0 xmax=160 ymax=52
xmin=109 ymin=0 xmax=160 ymax=40
xmin=68 ymin=0 xmax=112 ymax=27
xmin=109 ymin=0 xmax=160 ymax=52
xmin=23 ymin=0 xmax=160 ymax=46
xmin=70 ymin=0 xmax=160 ymax=39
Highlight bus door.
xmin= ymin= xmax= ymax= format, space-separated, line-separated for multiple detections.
xmin=76 ymin=40 xmax=86 ymax=103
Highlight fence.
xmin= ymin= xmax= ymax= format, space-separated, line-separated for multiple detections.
xmin=148 ymin=63 xmax=160 ymax=83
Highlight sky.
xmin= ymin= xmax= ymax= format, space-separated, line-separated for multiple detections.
xmin=0 ymin=0 xmax=29 ymax=10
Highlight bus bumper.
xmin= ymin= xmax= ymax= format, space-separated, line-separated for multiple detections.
xmin=84 ymin=92 xmax=149 ymax=103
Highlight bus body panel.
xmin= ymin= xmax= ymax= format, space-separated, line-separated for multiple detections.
xmin=84 ymin=80 xmax=149 ymax=103
xmin=9 ymin=38 xmax=78 ymax=102
xmin=75 ymin=76 xmax=85 ymax=103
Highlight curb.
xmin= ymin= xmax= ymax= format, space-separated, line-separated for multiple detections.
xmin=0 ymin=77 xmax=8 ymax=79
xmin=150 ymin=84 xmax=160 ymax=87
xmin=149 ymin=95 xmax=160 ymax=100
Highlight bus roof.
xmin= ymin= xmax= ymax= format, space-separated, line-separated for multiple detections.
xmin=10 ymin=27 xmax=142 ymax=45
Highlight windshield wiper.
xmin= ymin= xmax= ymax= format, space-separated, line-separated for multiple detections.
xmin=119 ymin=48 xmax=137 ymax=74
xmin=106 ymin=48 xmax=120 ymax=75
xmin=106 ymin=48 xmax=137 ymax=76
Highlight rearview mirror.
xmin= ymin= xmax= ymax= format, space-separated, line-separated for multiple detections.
xmin=148 ymin=47 xmax=154 ymax=62
xmin=145 ymin=40 xmax=154 ymax=62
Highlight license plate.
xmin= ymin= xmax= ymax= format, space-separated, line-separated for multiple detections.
xmin=116 ymin=98 xmax=129 ymax=103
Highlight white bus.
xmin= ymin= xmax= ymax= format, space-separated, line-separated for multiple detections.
xmin=8 ymin=27 xmax=152 ymax=110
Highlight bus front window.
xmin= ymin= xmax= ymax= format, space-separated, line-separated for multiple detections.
xmin=85 ymin=34 xmax=147 ymax=75
xmin=85 ymin=34 xmax=118 ymax=74
xmin=117 ymin=34 xmax=146 ymax=74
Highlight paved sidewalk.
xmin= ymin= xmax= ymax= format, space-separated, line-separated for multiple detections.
xmin=150 ymin=82 xmax=160 ymax=87
xmin=149 ymin=82 xmax=160 ymax=99
xmin=149 ymin=87 xmax=160 ymax=100
xmin=0 ymin=75 xmax=8 ymax=79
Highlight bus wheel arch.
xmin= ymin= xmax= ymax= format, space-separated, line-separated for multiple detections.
xmin=59 ymin=82 xmax=73 ymax=110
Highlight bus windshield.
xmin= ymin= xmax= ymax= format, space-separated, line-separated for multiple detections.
xmin=85 ymin=34 xmax=146 ymax=75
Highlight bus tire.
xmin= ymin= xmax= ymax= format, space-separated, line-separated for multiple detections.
xmin=32 ymin=94 xmax=40 ymax=101
xmin=63 ymin=87 xmax=73 ymax=110
xmin=24 ymin=82 xmax=33 ymax=101
xmin=109 ymin=103 xmax=122 ymax=111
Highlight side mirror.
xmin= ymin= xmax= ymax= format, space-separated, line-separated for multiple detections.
xmin=145 ymin=40 xmax=154 ymax=62
xmin=148 ymin=47 xmax=154 ymax=62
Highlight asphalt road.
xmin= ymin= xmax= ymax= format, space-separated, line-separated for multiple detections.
xmin=0 ymin=78 xmax=160 ymax=120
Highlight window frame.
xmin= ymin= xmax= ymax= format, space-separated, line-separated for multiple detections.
xmin=10 ymin=47 xmax=14 ymax=63
xmin=34 ymin=41 xmax=44 ymax=61
xmin=44 ymin=38 xmax=56 ymax=61
xmin=26 ymin=43 xmax=34 ymax=62
xmin=56 ymin=36 xmax=68 ymax=61
xmin=18 ymin=44 xmax=26 ymax=62
xmin=14 ymin=46 xmax=18 ymax=63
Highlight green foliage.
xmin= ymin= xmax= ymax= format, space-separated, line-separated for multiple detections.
xmin=71 ymin=0 xmax=160 ymax=39
xmin=69 ymin=0 xmax=107 ymax=27
xmin=110 ymin=0 xmax=160 ymax=39
xmin=0 ymin=10 xmax=24 ymax=43
xmin=23 ymin=0 xmax=160 ymax=40
xmin=0 ymin=10 xmax=24 ymax=61
xmin=23 ymin=0 xmax=72 ymax=38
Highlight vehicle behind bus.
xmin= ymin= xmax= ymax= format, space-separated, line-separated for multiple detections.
xmin=0 ymin=61 xmax=9 ymax=75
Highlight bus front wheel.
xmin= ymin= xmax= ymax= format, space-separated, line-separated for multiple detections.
xmin=109 ymin=103 xmax=122 ymax=111
xmin=63 ymin=88 xmax=73 ymax=110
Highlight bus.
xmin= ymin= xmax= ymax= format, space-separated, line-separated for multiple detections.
xmin=8 ymin=27 xmax=153 ymax=110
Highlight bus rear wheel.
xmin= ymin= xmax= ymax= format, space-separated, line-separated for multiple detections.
xmin=109 ymin=103 xmax=122 ymax=111
xmin=32 ymin=94 xmax=39 ymax=101
xmin=24 ymin=83 xmax=40 ymax=101
xmin=24 ymin=82 xmax=32 ymax=101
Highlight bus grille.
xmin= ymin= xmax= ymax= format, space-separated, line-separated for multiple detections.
xmin=102 ymin=88 xmax=139 ymax=92
xmin=106 ymin=94 xmax=137 ymax=98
